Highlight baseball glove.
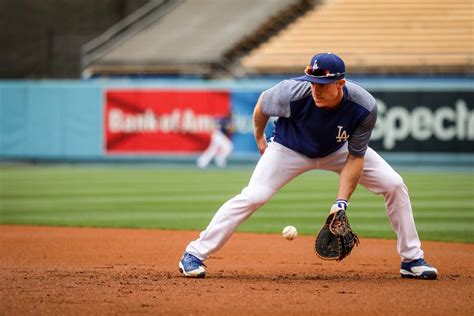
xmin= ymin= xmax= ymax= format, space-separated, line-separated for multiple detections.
xmin=315 ymin=209 xmax=359 ymax=261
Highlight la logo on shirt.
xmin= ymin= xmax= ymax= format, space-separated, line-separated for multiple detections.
xmin=336 ymin=126 xmax=350 ymax=142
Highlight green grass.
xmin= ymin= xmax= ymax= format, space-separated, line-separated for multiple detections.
xmin=0 ymin=165 xmax=472 ymax=243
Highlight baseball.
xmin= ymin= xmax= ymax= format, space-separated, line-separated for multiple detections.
xmin=282 ymin=225 xmax=297 ymax=241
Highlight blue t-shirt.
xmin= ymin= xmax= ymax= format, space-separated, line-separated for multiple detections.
xmin=261 ymin=80 xmax=377 ymax=158
xmin=216 ymin=117 xmax=232 ymax=138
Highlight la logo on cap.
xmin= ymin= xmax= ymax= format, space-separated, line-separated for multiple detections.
xmin=313 ymin=52 xmax=333 ymax=69
xmin=312 ymin=60 xmax=319 ymax=70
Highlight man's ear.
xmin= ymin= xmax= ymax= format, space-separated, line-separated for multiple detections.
xmin=338 ymin=79 xmax=346 ymax=88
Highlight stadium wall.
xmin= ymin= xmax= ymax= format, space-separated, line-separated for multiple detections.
xmin=0 ymin=78 xmax=472 ymax=167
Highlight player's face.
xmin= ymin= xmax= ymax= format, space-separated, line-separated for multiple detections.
xmin=311 ymin=80 xmax=345 ymax=109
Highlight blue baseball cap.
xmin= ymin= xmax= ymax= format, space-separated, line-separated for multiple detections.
xmin=295 ymin=52 xmax=346 ymax=84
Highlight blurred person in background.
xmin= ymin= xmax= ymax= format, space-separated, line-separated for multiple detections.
xmin=197 ymin=114 xmax=234 ymax=168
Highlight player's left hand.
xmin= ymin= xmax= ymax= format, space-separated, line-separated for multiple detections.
xmin=330 ymin=199 xmax=348 ymax=214
xmin=315 ymin=200 xmax=359 ymax=261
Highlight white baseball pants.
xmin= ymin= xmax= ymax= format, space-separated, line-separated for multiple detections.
xmin=186 ymin=141 xmax=424 ymax=262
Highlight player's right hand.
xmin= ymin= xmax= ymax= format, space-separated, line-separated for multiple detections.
xmin=255 ymin=136 xmax=268 ymax=155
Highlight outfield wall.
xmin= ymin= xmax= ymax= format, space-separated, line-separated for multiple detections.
xmin=0 ymin=78 xmax=473 ymax=166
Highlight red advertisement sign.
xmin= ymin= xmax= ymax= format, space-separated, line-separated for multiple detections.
xmin=104 ymin=89 xmax=230 ymax=154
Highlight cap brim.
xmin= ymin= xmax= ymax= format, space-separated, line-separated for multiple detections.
xmin=294 ymin=74 xmax=343 ymax=84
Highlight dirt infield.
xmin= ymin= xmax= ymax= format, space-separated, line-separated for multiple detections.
xmin=1 ymin=226 xmax=473 ymax=315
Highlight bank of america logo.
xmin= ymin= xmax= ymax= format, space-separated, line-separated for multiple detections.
xmin=336 ymin=126 xmax=349 ymax=142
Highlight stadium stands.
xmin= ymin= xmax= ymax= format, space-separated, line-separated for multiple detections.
xmin=240 ymin=0 xmax=474 ymax=75
xmin=81 ymin=0 xmax=308 ymax=78
xmin=0 ymin=0 xmax=148 ymax=78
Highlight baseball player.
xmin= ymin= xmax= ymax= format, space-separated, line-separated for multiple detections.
xmin=197 ymin=115 xmax=234 ymax=168
xmin=179 ymin=52 xmax=438 ymax=279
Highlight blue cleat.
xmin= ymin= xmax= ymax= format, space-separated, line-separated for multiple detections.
xmin=178 ymin=252 xmax=206 ymax=278
xmin=400 ymin=258 xmax=438 ymax=279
